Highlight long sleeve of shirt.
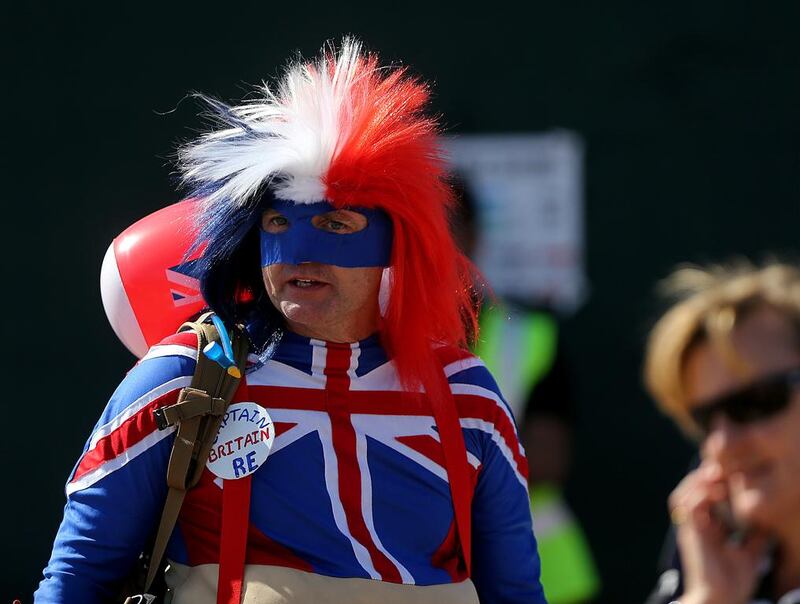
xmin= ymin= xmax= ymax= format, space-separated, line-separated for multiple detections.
xmin=445 ymin=355 xmax=547 ymax=603
xmin=35 ymin=334 xmax=196 ymax=602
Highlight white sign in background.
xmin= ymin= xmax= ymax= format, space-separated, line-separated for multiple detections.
xmin=446 ymin=131 xmax=588 ymax=314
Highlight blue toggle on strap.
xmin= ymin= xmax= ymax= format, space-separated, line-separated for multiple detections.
xmin=202 ymin=316 xmax=242 ymax=378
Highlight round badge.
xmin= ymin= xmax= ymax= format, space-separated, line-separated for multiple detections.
xmin=207 ymin=402 xmax=275 ymax=480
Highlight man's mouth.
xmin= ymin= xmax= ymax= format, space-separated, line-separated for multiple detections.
xmin=289 ymin=278 xmax=327 ymax=289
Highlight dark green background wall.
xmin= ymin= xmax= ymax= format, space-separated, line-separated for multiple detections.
xmin=6 ymin=2 xmax=799 ymax=601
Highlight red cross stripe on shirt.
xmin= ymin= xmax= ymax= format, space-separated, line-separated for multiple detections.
xmin=324 ymin=343 xmax=405 ymax=582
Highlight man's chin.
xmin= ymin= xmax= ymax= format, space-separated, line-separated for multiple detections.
xmin=279 ymin=303 xmax=333 ymax=336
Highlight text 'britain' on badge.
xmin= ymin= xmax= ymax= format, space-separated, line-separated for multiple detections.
xmin=207 ymin=402 xmax=275 ymax=480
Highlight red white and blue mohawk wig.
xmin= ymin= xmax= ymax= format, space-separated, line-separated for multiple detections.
xmin=179 ymin=38 xmax=478 ymax=400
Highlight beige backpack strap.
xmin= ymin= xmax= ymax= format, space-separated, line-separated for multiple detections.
xmin=139 ymin=313 xmax=249 ymax=595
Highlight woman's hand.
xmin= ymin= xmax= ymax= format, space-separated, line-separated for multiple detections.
xmin=668 ymin=462 xmax=770 ymax=604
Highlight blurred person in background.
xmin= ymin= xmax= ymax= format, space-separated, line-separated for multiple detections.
xmin=644 ymin=261 xmax=800 ymax=604
xmin=453 ymin=178 xmax=600 ymax=604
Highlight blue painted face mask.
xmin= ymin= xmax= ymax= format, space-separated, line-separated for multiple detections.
xmin=259 ymin=200 xmax=393 ymax=268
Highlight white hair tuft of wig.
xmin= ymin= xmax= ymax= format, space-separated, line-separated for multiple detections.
xmin=178 ymin=38 xmax=367 ymax=208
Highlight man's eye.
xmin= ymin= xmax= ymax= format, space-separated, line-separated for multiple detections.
xmin=311 ymin=211 xmax=366 ymax=233
xmin=262 ymin=212 xmax=290 ymax=233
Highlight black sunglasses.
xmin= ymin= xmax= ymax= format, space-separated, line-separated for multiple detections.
xmin=689 ymin=368 xmax=800 ymax=436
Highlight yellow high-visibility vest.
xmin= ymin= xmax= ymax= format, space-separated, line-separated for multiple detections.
xmin=474 ymin=305 xmax=600 ymax=604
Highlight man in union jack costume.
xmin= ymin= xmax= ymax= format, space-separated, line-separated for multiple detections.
xmin=36 ymin=40 xmax=547 ymax=603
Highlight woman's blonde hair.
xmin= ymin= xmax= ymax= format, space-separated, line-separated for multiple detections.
xmin=644 ymin=260 xmax=800 ymax=433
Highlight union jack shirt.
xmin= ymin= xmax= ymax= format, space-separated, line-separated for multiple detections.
xmin=36 ymin=330 xmax=546 ymax=603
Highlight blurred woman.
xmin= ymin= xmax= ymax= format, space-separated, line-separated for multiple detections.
xmin=644 ymin=261 xmax=800 ymax=604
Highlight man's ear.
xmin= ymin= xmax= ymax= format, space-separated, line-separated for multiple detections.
xmin=379 ymin=268 xmax=393 ymax=317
